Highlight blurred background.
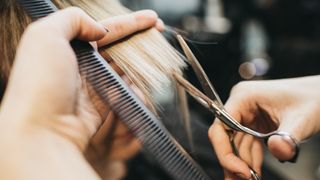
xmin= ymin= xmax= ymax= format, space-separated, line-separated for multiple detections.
xmin=120 ymin=0 xmax=320 ymax=179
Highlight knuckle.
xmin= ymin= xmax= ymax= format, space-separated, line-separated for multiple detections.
xmin=113 ymin=23 xmax=126 ymax=36
xmin=132 ymin=14 xmax=140 ymax=31
xmin=64 ymin=7 xmax=85 ymax=17
xmin=230 ymin=81 xmax=247 ymax=94
xmin=63 ymin=7 xmax=89 ymax=35
xmin=64 ymin=7 xmax=86 ymax=26
xmin=230 ymin=81 xmax=255 ymax=97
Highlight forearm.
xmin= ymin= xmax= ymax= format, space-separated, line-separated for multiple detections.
xmin=0 ymin=122 xmax=100 ymax=180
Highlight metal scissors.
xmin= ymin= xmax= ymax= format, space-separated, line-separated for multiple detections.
xmin=174 ymin=35 xmax=300 ymax=180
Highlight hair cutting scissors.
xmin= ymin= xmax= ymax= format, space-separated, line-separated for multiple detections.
xmin=174 ymin=35 xmax=300 ymax=180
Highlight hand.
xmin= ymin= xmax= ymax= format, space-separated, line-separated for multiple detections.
xmin=0 ymin=7 xmax=162 ymax=179
xmin=208 ymin=76 xmax=320 ymax=179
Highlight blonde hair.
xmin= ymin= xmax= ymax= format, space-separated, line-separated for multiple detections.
xmin=0 ymin=0 xmax=186 ymax=113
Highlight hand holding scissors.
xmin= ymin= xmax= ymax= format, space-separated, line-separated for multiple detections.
xmin=174 ymin=35 xmax=301 ymax=179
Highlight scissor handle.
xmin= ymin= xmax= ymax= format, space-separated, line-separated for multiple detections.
xmin=212 ymin=104 xmax=276 ymax=137
xmin=214 ymin=106 xmax=300 ymax=163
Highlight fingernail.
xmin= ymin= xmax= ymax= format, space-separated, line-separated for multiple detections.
xmin=280 ymin=133 xmax=300 ymax=163
xmin=97 ymin=23 xmax=108 ymax=34
xmin=156 ymin=18 xmax=165 ymax=32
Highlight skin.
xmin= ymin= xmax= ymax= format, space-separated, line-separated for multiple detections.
xmin=208 ymin=76 xmax=320 ymax=179
xmin=0 ymin=7 xmax=163 ymax=180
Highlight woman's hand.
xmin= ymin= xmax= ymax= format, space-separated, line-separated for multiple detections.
xmin=208 ymin=76 xmax=320 ymax=179
xmin=0 ymin=7 xmax=161 ymax=179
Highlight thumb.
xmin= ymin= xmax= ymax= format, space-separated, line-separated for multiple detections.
xmin=267 ymin=118 xmax=303 ymax=162
xmin=267 ymin=132 xmax=299 ymax=163
xmin=267 ymin=101 xmax=320 ymax=163
xmin=1 ymin=7 xmax=106 ymax=120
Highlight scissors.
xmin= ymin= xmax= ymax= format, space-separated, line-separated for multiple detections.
xmin=174 ymin=35 xmax=300 ymax=180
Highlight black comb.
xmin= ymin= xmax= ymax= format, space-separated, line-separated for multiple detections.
xmin=17 ymin=0 xmax=211 ymax=179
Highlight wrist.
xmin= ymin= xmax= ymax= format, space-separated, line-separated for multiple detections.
xmin=0 ymin=116 xmax=99 ymax=180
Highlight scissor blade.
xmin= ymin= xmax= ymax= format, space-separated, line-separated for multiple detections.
xmin=173 ymin=73 xmax=213 ymax=110
xmin=173 ymin=73 xmax=245 ymax=132
xmin=177 ymin=35 xmax=224 ymax=109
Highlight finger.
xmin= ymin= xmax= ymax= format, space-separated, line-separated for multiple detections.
xmin=267 ymin=134 xmax=298 ymax=162
xmin=233 ymin=132 xmax=245 ymax=148
xmin=238 ymin=134 xmax=254 ymax=167
xmin=91 ymin=111 xmax=115 ymax=152
xmin=251 ymin=139 xmax=263 ymax=175
xmin=209 ymin=121 xmax=251 ymax=179
xmin=225 ymin=82 xmax=261 ymax=125
xmin=267 ymin=112 xmax=307 ymax=161
xmin=34 ymin=7 xmax=106 ymax=41
xmin=224 ymin=169 xmax=246 ymax=180
xmin=97 ymin=10 xmax=158 ymax=46
xmin=156 ymin=18 xmax=165 ymax=32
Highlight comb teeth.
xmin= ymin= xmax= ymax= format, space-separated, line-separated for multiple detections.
xmin=18 ymin=1 xmax=210 ymax=179
xmin=73 ymin=41 xmax=211 ymax=180
xmin=17 ymin=0 xmax=57 ymax=19
xmin=73 ymin=41 xmax=210 ymax=180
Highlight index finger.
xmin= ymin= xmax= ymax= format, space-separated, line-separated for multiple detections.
xmin=97 ymin=10 xmax=159 ymax=47
xmin=208 ymin=120 xmax=251 ymax=179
